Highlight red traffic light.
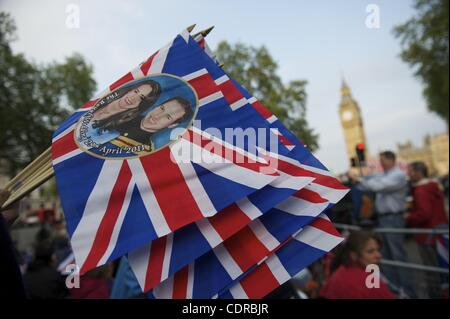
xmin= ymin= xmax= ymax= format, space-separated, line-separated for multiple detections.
xmin=356 ymin=143 xmax=364 ymax=151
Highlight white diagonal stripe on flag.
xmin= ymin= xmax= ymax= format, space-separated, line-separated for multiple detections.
xmin=213 ymin=245 xmax=242 ymax=280
xmin=296 ymin=224 xmax=344 ymax=252
xmin=98 ymin=178 xmax=135 ymax=266
xmin=269 ymin=171 xmax=314 ymax=190
xmin=199 ymin=91 xmax=224 ymax=107
xmin=190 ymin=142 xmax=275 ymax=189
xmin=247 ymin=97 xmax=257 ymax=104
xmin=196 ymin=218 xmax=223 ymax=248
xmin=52 ymin=148 xmax=84 ymax=166
xmin=299 ymin=163 xmax=334 ymax=177
xmin=182 ymin=68 xmax=208 ymax=81
xmin=128 ymin=243 xmax=151 ymax=292
xmin=235 ymin=198 xmax=263 ymax=220
xmin=70 ymin=160 xmax=123 ymax=269
xmin=267 ymin=115 xmax=277 ymax=123
xmin=275 ymin=196 xmax=329 ymax=217
xmin=249 ymin=219 xmax=280 ymax=251
xmin=52 ymin=123 xmax=76 ymax=143
xmin=191 ymin=126 xmax=266 ymax=164
xmin=266 ymin=254 xmax=291 ymax=284
xmin=229 ymin=283 xmax=249 ymax=299
xmin=127 ymin=158 xmax=171 ymax=237
xmin=161 ymin=233 xmax=173 ymax=281
xmin=148 ymin=40 xmax=174 ymax=74
xmin=130 ymin=66 xmax=145 ymax=81
xmin=214 ymin=74 xmax=230 ymax=85
xmin=230 ymin=97 xmax=247 ymax=111
xmin=180 ymin=29 xmax=190 ymax=43
xmin=186 ymin=263 xmax=195 ymax=299
xmin=171 ymin=143 xmax=217 ymax=217
xmin=305 ymin=183 xmax=349 ymax=204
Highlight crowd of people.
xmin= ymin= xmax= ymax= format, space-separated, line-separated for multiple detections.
xmin=0 ymin=150 xmax=448 ymax=299
xmin=322 ymin=151 xmax=448 ymax=299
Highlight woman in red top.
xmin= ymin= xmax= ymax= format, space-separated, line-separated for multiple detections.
xmin=320 ymin=231 xmax=396 ymax=299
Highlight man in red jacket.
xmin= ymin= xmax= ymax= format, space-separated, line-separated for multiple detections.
xmin=404 ymin=161 xmax=448 ymax=298
xmin=404 ymin=161 xmax=448 ymax=245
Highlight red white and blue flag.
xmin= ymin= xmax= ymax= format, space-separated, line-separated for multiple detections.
xmin=53 ymin=28 xmax=348 ymax=299
xmin=146 ymin=214 xmax=343 ymax=299
xmin=127 ymin=64 xmax=348 ymax=293
xmin=52 ymin=30 xmax=291 ymax=275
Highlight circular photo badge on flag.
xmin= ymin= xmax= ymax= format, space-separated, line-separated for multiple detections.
xmin=75 ymin=74 xmax=198 ymax=159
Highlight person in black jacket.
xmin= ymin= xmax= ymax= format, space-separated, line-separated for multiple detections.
xmin=0 ymin=189 xmax=26 ymax=298
xmin=23 ymin=242 xmax=68 ymax=299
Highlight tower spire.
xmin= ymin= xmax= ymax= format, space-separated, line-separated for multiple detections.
xmin=341 ymin=77 xmax=351 ymax=97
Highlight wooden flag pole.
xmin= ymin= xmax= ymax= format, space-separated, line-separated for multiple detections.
xmin=2 ymin=166 xmax=54 ymax=209
xmin=4 ymin=147 xmax=52 ymax=191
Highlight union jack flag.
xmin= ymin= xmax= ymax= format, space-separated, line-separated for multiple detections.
xmin=53 ymin=28 xmax=348 ymax=299
xmin=52 ymin=30 xmax=296 ymax=275
xmin=127 ymin=67 xmax=348 ymax=293
xmin=146 ymin=213 xmax=343 ymax=298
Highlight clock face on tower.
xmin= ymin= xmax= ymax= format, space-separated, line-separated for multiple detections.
xmin=342 ymin=110 xmax=353 ymax=122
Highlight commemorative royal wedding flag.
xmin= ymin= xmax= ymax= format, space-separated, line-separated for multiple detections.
xmin=52 ymin=26 xmax=348 ymax=298
xmin=52 ymin=28 xmax=310 ymax=275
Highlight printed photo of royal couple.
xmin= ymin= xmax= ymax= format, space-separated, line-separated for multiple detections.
xmin=78 ymin=75 xmax=197 ymax=157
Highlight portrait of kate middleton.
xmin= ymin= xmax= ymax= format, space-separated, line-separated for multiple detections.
xmin=76 ymin=75 xmax=198 ymax=158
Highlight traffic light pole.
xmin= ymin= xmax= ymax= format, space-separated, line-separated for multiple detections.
xmin=357 ymin=158 xmax=363 ymax=177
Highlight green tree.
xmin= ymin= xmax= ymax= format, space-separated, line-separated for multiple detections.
xmin=215 ymin=41 xmax=318 ymax=151
xmin=394 ymin=0 xmax=449 ymax=125
xmin=0 ymin=12 xmax=96 ymax=175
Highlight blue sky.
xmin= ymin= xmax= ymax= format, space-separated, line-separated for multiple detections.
xmin=2 ymin=0 xmax=447 ymax=173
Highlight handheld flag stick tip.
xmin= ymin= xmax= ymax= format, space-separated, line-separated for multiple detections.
xmin=193 ymin=26 xmax=214 ymax=38
xmin=186 ymin=24 xmax=196 ymax=32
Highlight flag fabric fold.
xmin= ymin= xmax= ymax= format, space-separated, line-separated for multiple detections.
xmin=53 ymin=28 xmax=349 ymax=299
xmin=53 ymin=30 xmax=284 ymax=275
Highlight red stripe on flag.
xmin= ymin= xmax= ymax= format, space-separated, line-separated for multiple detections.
xmin=140 ymin=51 xmax=158 ymax=75
xmin=80 ymin=99 xmax=98 ymax=109
xmin=197 ymin=38 xmax=205 ymax=48
xmin=223 ymin=227 xmax=270 ymax=271
xmin=297 ymin=169 xmax=348 ymax=190
xmin=218 ymin=81 xmax=244 ymax=105
xmin=188 ymin=73 xmax=219 ymax=99
xmin=52 ymin=131 xmax=78 ymax=160
xmin=172 ymin=266 xmax=189 ymax=299
xmin=144 ymin=237 xmax=167 ymax=291
xmin=109 ymin=72 xmax=134 ymax=91
xmin=310 ymin=218 xmax=342 ymax=238
xmin=185 ymin=130 xmax=278 ymax=176
xmin=293 ymin=188 xmax=328 ymax=203
xmin=80 ymin=161 xmax=132 ymax=274
xmin=208 ymin=204 xmax=252 ymax=241
xmin=140 ymin=147 xmax=203 ymax=231
xmin=276 ymin=158 xmax=309 ymax=176
xmin=240 ymin=263 xmax=281 ymax=299
xmin=277 ymin=134 xmax=295 ymax=147
xmin=251 ymin=101 xmax=273 ymax=120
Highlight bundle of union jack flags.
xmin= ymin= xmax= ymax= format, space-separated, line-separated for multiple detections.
xmin=52 ymin=27 xmax=349 ymax=299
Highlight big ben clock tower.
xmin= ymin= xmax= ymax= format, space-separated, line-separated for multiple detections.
xmin=339 ymin=79 xmax=368 ymax=165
